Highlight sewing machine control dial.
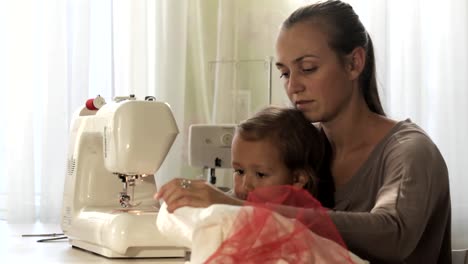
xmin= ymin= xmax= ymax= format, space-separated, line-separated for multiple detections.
xmin=221 ymin=133 xmax=233 ymax=146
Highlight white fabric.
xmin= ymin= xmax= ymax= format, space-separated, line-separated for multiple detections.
xmin=157 ymin=203 xmax=240 ymax=263
xmin=157 ymin=202 xmax=368 ymax=263
xmin=1 ymin=0 xmax=46 ymax=223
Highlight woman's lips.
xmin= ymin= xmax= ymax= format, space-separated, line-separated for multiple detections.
xmin=295 ymin=100 xmax=314 ymax=110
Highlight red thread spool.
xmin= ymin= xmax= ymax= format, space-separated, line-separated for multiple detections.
xmin=85 ymin=98 xmax=98 ymax=110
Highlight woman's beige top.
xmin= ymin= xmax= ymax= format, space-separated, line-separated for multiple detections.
xmin=329 ymin=119 xmax=451 ymax=264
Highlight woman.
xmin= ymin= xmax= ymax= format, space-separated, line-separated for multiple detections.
xmin=274 ymin=1 xmax=450 ymax=263
xmin=157 ymin=1 xmax=451 ymax=263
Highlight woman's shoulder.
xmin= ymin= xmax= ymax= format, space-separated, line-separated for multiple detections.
xmin=388 ymin=119 xmax=435 ymax=147
xmin=380 ymin=119 xmax=446 ymax=164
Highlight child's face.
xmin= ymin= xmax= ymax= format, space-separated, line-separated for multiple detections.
xmin=231 ymin=134 xmax=295 ymax=200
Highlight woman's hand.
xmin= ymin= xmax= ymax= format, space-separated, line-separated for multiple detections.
xmin=154 ymin=178 xmax=243 ymax=213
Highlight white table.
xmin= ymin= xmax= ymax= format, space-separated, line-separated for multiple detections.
xmin=4 ymin=221 xmax=465 ymax=263
xmin=0 ymin=221 xmax=186 ymax=264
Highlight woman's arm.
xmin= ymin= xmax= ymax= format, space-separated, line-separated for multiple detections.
xmin=329 ymin=134 xmax=450 ymax=262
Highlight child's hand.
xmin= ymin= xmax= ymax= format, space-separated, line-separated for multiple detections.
xmin=154 ymin=178 xmax=243 ymax=213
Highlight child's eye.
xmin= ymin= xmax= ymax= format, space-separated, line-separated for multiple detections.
xmin=256 ymin=172 xmax=267 ymax=178
xmin=234 ymin=169 xmax=244 ymax=176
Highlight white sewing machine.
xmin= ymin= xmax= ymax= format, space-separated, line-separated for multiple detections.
xmin=188 ymin=124 xmax=236 ymax=186
xmin=60 ymin=95 xmax=187 ymax=258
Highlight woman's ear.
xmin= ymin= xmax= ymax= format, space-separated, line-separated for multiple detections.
xmin=347 ymin=46 xmax=366 ymax=81
xmin=292 ymin=170 xmax=310 ymax=188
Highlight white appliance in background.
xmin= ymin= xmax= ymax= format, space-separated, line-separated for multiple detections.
xmin=188 ymin=124 xmax=236 ymax=187
xmin=60 ymin=95 xmax=187 ymax=259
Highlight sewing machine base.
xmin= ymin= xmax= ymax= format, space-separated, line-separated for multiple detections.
xmin=70 ymin=240 xmax=187 ymax=258
xmin=63 ymin=208 xmax=187 ymax=259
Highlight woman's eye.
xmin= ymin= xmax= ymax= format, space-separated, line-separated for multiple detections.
xmin=303 ymin=67 xmax=318 ymax=73
xmin=279 ymin=72 xmax=289 ymax=79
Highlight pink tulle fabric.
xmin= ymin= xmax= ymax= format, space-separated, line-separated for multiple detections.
xmin=205 ymin=185 xmax=354 ymax=263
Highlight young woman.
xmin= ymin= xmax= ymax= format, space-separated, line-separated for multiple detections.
xmin=275 ymin=1 xmax=450 ymax=263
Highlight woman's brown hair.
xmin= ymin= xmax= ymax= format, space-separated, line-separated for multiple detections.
xmin=282 ymin=0 xmax=385 ymax=115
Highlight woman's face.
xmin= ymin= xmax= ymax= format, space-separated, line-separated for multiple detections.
xmin=275 ymin=22 xmax=354 ymax=123
xmin=231 ymin=134 xmax=294 ymax=200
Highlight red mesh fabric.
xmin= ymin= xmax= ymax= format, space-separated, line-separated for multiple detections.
xmin=205 ymin=185 xmax=355 ymax=263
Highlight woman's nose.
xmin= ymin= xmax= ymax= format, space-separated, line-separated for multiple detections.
xmin=287 ymin=73 xmax=305 ymax=94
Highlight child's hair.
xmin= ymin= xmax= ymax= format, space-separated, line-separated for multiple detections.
xmin=236 ymin=106 xmax=334 ymax=208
